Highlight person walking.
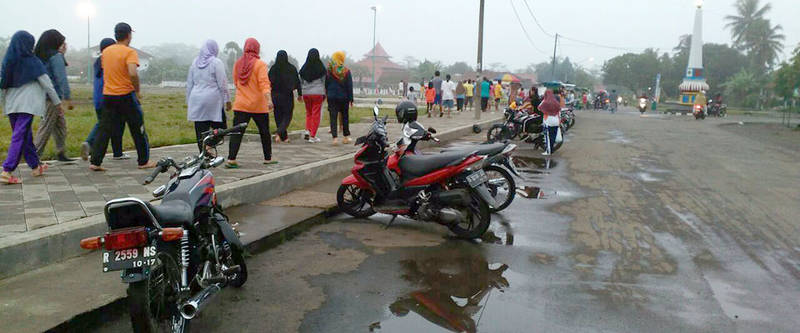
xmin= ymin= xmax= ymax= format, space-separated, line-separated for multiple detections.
xmin=440 ymin=74 xmax=456 ymax=118
xmin=1 ymin=31 xmax=60 ymax=184
xmin=480 ymin=77 xmax=491 ymax=112
xmin=269 ymin=50 xmax=301 ymax=143
xmin=424 ymin=82 xmax=435 ymax=117
xmin=226 ymin=38 xmax=275 ymax=168
xmin=81 ymin=37 xmax=126 ymax=161
xmin=325 ymin=51 xmax=353 ymax=145
xmin=431 ymin=71 xmax=443 ymax=115
xmin=186 ymin=39 xmax=231 ymax=153
xmin=463 ymin=79 xmax=474 ymax=110
xmin=539 ymin=90 xmax=561 ymax=156
xmin=89 ymin=23 xmax=156 ymax=171
xmin=33 ymin=29 xmax=74 ymax=161
xmin=455 ymin=80 xmax=466 ymax=112
xmin=407 ymin=86 xmax=419 ymax=104
xmin=493 ymin=80 xmax=503 ymax=111
xmin=299 ymin=48 xmax=326 ymax=143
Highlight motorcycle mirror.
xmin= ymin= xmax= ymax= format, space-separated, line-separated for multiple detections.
xmin=209 ymin=156 xmax=225 ymax=168
xmin=428 ymin=127 xmax=437 ymax=134
xmin=152 ymin=184 xmax=167 ymax=198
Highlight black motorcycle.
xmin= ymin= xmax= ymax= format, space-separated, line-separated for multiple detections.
xmin=707 ymin=99 xmax=727 ymax=117
xmin=80 ymin=123 xmax=249 ymax=332
xmin=486 ymin=107 xmax=562 ymax=153
xmin=440 ymin=142 xmax=518 ymax=213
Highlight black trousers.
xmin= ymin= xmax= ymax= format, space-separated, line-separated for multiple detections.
xmin=456 ymin=98 xmax=465 ymax=111
xmin=272 ymin=93 xmax=294 ymax=141
xmin=194 ymin=108 xmax=227 ymax=152
xmin=481 ymin=97 xmax=489 ymax=111
xmin=227 ymin=111 xmax=271 ymax=161
xmin=328 ymin=98 xmax=350 ymax=138
xmin=90 ymin=93 xmax=150 ymax=166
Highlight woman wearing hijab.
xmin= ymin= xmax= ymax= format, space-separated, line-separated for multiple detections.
xmin=81 ymin=37 xmax=126 ymax=161
xmin=299 ymin=48 xmax=326 ymax=143
xmin=186 ymin=39 xmax=231 ymax=152
xmin=538 ymin=90 xmax=561 ymax=156
xmin=1 ymin=31 xmax=62 ymax=184
xmin=325 ymin=51 xmax=353 ymax=145
xmin=33 ymin=29 xmax=74 ymax=161
xmin=226 ymin=38 xmax=275 ymax=168
xmin=268 ymin=50 xmax=301 ymax=143
xmin=526 ymin=86 xmax=541 ymax=114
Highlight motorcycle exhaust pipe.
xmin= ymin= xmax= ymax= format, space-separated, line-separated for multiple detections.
xmin=180 ymin=283 xmax=222 ymax=320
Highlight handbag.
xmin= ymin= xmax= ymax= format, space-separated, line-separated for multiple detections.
xmin=555 ymin=126 xmax=563 ymax=143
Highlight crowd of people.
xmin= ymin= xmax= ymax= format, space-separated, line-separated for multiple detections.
xmin=0 ymin=22 xmax=360 ymax=183
xmin=407 ymin=71 xmax=514 ymax=118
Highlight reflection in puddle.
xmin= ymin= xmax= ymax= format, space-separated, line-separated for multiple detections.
xmin=517 ymin=186 xmax=553 ymax=199
xmin=512 ymin=156 xmax=558 ymax=170
xmin=607 ymin=129 xmax=631 ymax=144
xmin=385 ymin=247 xmax=510 ymax=333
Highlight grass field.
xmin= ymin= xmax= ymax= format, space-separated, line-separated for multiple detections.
xmin=0 ymin=85 xmax=372 ymax=161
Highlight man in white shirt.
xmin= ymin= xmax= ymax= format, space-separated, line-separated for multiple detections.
xmin=440 ymin=74 xmax=456 ymax=118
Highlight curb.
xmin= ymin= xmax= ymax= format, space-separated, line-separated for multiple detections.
xmin=0 ymin=116 xmax=500 ymax=280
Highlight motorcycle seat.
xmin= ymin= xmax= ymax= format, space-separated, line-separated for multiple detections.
xmin=399 ymin=151 xmax=471 ymax=178
xmin=147 ymin=200 xmax=194 ymax=227
xmin=441 ymin=143 xmax=505 ymax=157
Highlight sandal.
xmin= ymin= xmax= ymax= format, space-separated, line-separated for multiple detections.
xmin=225 ymin=161 xmax=240 ymax=169
xmin=89 ymin=164 xmax=107 ymax=172
xmin=31 ymin=164 xmax=49 ymax=177
xmin=263 ymin=160 xmax=278 ymax=165
xmin=1 ymin=173 xmax=21 ymax=185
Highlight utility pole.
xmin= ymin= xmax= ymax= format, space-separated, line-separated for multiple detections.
xmin=371 ymin=6 xmax=377 ymax=95
xmin=550 ymin=33 xmax=558 ymax=81
xmin=475 ymin=0 xmax=485 ymax=120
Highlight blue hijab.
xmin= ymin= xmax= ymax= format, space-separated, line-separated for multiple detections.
xmin=93 ymin=38 xmax=116 ymax=79
xmin=0 ymin=31 xmax=47 ymax=89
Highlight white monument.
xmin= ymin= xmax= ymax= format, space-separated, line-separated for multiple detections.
xmin=679 ymin=0 xmax=710 ymax=105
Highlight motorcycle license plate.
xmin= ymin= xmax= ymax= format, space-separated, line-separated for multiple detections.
xmin=466 ymin=170 xmax=488 ymax=188
xmin=102 ymin=245 xmax=157 ymax=272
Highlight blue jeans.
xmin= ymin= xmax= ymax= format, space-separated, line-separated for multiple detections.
xmin=86 ymin=107 xmax=124 ymax=157
xmin=543 ymin=125 xmax=558 ymax=153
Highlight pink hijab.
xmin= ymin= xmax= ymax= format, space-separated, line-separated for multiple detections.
xmin=538 ymin=90 xmax=561 ymax=117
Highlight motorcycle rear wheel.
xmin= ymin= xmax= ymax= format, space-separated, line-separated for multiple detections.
xmin=128 ymin=250 xmax=189 ymax=333
xmin=337 ymin=184 xmax=376 ymax=218
xmin=487 ymin=124 xmax=513 ymax=143
xmin=447 ymin=188 xmax=491 ymax=239
xmin=484 ymin=165 xmax=516 ymax=212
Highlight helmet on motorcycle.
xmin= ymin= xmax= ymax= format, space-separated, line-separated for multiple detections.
xmin=395 ymin=101 xmax=418 ymax=123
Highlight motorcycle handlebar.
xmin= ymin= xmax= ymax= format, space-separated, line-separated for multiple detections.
xmin=213 ymin=123 xmax=248 ymax=139
xmin=143 ymin=161 xmax=168 ymax=185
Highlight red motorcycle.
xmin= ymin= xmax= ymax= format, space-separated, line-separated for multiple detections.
xmin=337 ymin=106 xmax=493 ymax=239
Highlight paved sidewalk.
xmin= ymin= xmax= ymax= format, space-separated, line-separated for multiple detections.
xmin=0 ymin=110 xmax=498 ymax=238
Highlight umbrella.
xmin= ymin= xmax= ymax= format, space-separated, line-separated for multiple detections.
xmin=495 ymin=73 xmax=520 ymax=83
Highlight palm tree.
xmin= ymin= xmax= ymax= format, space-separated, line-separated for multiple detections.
xmin=744 ymin=19 xmax=785 ymax=70
xmin=223 ymin=41 xmax=242 ymax=79
xmin=725 ymin=0 xmax=772 ymax=49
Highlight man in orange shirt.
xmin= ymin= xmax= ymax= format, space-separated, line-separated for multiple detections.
xmin=89 ymin=22 xmax=156 ymax=170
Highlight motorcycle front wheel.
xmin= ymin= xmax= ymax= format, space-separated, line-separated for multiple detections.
xmin=487 ymin=124 xmax=513 ymax=143
xmin=337 ymin=184 xmax=376 ymax=218
xmin=128 ymin=250 xmax=189 ymax=333
xmin=484 ymin=165 xmax=516 ymax=212
xmin=447 ymin=187 xmax=491 ymax=239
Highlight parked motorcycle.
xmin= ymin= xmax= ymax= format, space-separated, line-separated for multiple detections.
xmin=80 ymin=123 xmax=249 ymax=332
xmin=337 ymin=105 xmax=494 ymax=239
xmin=638 ymin=97 xmax=648 ymax=114
xmin=486 ymin=107 xmax=562 ymax=153
xmin=440 ymin=141 xmax=518 ymax=213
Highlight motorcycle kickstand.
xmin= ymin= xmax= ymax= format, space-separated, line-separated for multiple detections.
xmin=384 ymin=215 xmax=398 ymax=229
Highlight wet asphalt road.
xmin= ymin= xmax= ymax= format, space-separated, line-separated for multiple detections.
xmin=95 ymin=108 xmax=800 ymax=332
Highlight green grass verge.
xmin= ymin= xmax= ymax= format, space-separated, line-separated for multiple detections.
xmin=0 ymin=86 xmax=372 ymax=161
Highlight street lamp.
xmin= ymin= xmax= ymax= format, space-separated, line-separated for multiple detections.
xmin=76 ymin=1 xmax=96 ymax=83
xmin=370 ymin=5 xmax=377 ymax=95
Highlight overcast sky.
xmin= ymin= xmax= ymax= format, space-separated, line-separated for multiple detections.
xmin=1 ymin=0 xmax=797 ymax=71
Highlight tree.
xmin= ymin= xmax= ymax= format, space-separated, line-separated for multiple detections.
xmin=223 ymin=41 xmax=242 ymax=79
xmin=402 ymin=56 xmax=419 ymax=70
xmin=602 ymin=49 xmax=661 ymax=93
xmin=743 ymin=19 xmax=785 ymax=70
xmin=722 ymin=69 xmax=763 ymax=107
xmin=773 ymin=45 xmax=800 ymax=100
xmin=444 ymin=61 xmax=473 ymax=75
xmin=0 ymin=36 xmax=9 ymax=61
xmin=725 ymin=0 xmax=772 ymax=49
xmin=703 ymin=43 xmax=750 ymax=96
xmin=414 ymin=59 xmax=442 ymax=80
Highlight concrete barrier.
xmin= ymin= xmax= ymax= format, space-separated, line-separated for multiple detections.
xmin=0 ymin=116 xmax=499 ymax=279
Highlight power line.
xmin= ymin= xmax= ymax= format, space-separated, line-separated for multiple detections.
xmin=521 ymin=0 xmax=554 ymax=38
xmin=509 ymin=0 xmax=550 ymax=57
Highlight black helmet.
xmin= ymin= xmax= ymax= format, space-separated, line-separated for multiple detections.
xmin=395 ymin=101 xmax=418 ymax=123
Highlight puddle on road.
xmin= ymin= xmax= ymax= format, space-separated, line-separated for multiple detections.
xmin=607 ymin=129 xmax=632 ymax=144
xmin=512 ymin=156 xmax=558 ymax=170
xmin=378 ymin=247 xmax=510 ymax=333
